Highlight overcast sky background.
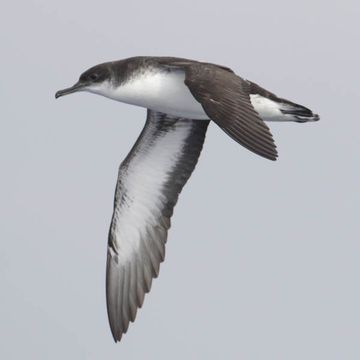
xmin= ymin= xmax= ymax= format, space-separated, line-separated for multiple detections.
xmin=1 ymin=0 xmax=359 ymax=359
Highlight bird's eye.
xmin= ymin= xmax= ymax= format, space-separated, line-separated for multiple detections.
xmin=89 ymin=73 xmax=99 ymax=81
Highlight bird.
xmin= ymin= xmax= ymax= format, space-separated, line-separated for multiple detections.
xmin=55 ymin=56 xmax=319 ymax=342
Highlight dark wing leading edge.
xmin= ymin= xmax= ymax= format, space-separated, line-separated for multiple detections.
xmin=107 ymin=110 xmax=209 ymax=342
xmin=184 ymin=63 xmax=278 ymax=161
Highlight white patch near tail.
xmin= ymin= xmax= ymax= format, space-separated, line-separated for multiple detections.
xmin=250 ymin=94 xmax=319 ymax=122
xmin=250 ymin=94 xmax=285 ymax=121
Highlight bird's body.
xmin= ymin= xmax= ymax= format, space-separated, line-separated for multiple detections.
xmin=83 ymin=57 xmax=319 ymax=123
xmin=95 ymin=66 xmax=207 ymax=119
xmin=56 ymin=56 xmax=319 ymax=341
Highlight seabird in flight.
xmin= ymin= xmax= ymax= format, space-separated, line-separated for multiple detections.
xmin=55 ymin=56 xmax=319 ymax=342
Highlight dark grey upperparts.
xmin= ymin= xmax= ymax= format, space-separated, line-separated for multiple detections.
xmin=91 ymin=57 xmax=202 ymax=86
xmin=86 ymin=57 xmax=234 ymax=86
xmin=55 ymin=56 xmax=233 ymax=98
xmin=55 ymin=55 xmax=311 ymax=103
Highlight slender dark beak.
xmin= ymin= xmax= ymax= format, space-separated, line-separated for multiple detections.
xmin=55 ymin=81 xmax=85 ymax=99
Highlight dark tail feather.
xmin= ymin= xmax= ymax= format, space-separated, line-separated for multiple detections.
xmin=280 ymin=102 xmax=320 ymax=123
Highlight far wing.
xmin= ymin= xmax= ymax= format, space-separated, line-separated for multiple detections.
xmin=184 ymin=64 xmax=278 ymax=161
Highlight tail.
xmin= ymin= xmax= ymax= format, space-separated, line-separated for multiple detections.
xmin=279 ymin=101 xmax=320 ymax=123
xmin=247 ymin=80 xmax=320 ymax=123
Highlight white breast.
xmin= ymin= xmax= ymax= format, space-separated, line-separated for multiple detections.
xmin=97 ymin=70 xmax=208 ymax=119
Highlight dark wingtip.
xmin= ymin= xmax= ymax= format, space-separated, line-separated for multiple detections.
xmin=267 ymin=143 xmax=278 ymax=161
xmin=267 ymin=153 xmax=278 ymax=161
xmin=113 ymin=336 xmax=122 ymax=343
xmin=110 ymin=327 xmax=123 ymax=343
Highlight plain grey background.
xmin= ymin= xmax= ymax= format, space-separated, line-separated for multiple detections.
xmin=1 ymin=0 xmax=359 ymax=359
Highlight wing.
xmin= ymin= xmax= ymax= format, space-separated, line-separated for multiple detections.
xmin=107 ymin=110 xmax=209 ymax=341
xmin=184 ymin=63 xmax=278 ymax=161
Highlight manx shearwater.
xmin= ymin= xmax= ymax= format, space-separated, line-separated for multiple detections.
xmin=55 ymin=56 xmax=319 ymax=341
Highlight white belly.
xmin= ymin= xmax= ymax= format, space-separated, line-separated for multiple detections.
xmin=100 ymin=70 xmax=208 ymax=119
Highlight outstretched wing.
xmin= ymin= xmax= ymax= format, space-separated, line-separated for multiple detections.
xmin=107 ymin=110 xmax=209 ymax=341
xmin=184 ymin=63 xmax=278 ymax=161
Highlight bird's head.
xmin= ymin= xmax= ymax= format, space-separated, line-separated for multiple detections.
xmin=55 ymin=63 xmax=113 ymax=99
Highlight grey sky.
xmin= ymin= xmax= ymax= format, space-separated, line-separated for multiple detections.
xmin=1 ymin=0 xmax=359 ymax=359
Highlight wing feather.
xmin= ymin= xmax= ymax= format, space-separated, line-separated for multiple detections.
xmin=106 ymin=110 xmax=209 ymax=341
xmin=184 ymin=63 xmax=278 ymax=160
